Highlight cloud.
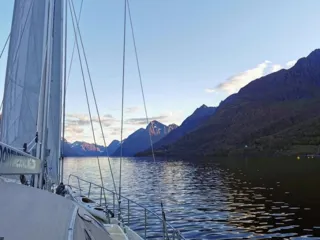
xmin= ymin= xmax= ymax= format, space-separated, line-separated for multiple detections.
xmin=214 ymin=60 xmax=270 ymax=94
xmin=124 ymin=110 xmax=184 ymax=126
xmin=207 ymin=59 xmax=297 ymax=95
xmin=286 ymin=60 xmax=297 ymax=68
xmin=271 ymin=64 xmax=282 ymax=73
xmin=205 ymin=88 xmax=216 ymax=93
xmin=107 ymin=127 xmax=137 ymax=136
xmin=65 ymin=125 xmax=84 ymax=134
xmin=64 ymin=110 xmax=184 ymax=145
xmin=64 ymin=124 xmax=88 ymax=143
xmin=66 ymin=113 xmax=117 ymax=127
xmin=125 ymin=115 xmax=168 ymax=125
xmin=64 ymin=113 xmax=119 ymax=144
xmin=125 ymin=106 xmax=140 ymax=114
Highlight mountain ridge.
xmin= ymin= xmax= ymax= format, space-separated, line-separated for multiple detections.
xmin=136 ymin=104 xmax=217 ymax=155
xmin=112 ymin=120 xmax=178 ymax=157
xmin=62 ymin=139 xmax=120 ymax=157
xmin=160 ymin=49 xmax=320 ymax=157
xmin=62 ymin=49 xmax=320 ymax=158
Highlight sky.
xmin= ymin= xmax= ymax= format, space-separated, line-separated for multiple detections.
xmin=1 ymin=0 xmax=320 ymax=145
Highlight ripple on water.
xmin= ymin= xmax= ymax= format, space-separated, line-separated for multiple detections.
xmin=64 ymin=158 xmax=320 ymax=239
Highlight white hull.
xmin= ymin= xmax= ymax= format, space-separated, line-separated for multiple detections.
xmin=65 ymin=185 xmax=109 ymax=222
xmin=65 ymin=185 xmax=143 ymax=240
xmin=74 ymin=195 xmax=109 ymax=223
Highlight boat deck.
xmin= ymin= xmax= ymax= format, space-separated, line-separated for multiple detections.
xmin=0 ymin=182 xmax=114 ymax=240
xmin=104 ymin=223 xmax=129 ymax=240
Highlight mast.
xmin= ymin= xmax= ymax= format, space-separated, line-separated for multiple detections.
xmin=44 ymin=0 xmax=64 ymax=188
xmin=61 ymin=0 xmax=68 ymax=183
xmin=46 ymin=0 xmax=64 ymax=186
xmin=37 ymin=0 xmax=54 ymax=189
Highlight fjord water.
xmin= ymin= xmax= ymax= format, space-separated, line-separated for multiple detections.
xmin=64 ymin=157 xmax=320 ymax=239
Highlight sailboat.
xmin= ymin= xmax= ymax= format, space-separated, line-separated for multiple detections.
xmin=0 ymin=0 xmax=185 ymax=239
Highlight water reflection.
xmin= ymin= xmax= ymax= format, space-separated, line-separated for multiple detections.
xmin=64 ymin=157 xmax=320 ymax=239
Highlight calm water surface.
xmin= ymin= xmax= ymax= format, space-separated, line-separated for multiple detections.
xmin=64 ymin=157 xmax=320 ymax=239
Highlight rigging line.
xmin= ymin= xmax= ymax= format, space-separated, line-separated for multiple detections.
xmin=27 ymin=135 xmax=37 ymax=147
xmin=66 ymin=0 xmax=84 ymax=90
xmin=126 ymin=0 xmax=167 ymax=218
xmin=0 ymin=33 xmax=10 ymax=60
xmin=126 ymin=0 xmax=156 ymax=165
xmin=0 ymin=31 xmax=8 ymax=120
xmin=61 ymin=0 xmax=68 ymax=183
xmin=62 ymin=0 xmax=83 ymax=181
xmin=68 ymin=0 xmax=109 ymax=208
xmin=119 ymin=0 xmax=127 ymax=220
xmin=69 ymin=0 xmax=119 ymax=203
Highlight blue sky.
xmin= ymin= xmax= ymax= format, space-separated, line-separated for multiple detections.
xmin=1 ymin=0 xmax=320 ymax=145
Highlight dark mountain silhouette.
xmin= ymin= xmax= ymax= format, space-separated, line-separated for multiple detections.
xmin=157 ymin=49 xmax=320 ymax=157
xmin=136 ymin=105 xmax=216 ymax=155
xmin=112 ymin=120 xmax=178 ymax=157
xmin=107 ymin=140 xmax=120 ymax=155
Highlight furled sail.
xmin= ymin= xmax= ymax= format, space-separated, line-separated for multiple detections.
xmin=46 ymin=0 xmax=63 ymax=183
xmin=0 ymin=0 xmax=47 ymax=149
xmin=1 ymin=0 xmax=63 ymax=183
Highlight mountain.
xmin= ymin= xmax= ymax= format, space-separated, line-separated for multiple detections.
xmin=62 ymin=139 xmax=81 ymax=156
xmin=107 ymin=140 xmax=120 ymax=155
xmin=112 ymin=120 xmax=178 ymax=157
xmin=160 ymin=49 xmax=320 ymax=157
xmin=136 ymin=105 xmax=216 ymax=155
xmin=62 ymin=139 xmax=120 ymax=157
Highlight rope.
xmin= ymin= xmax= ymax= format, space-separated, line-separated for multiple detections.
xmin=61 ymin=0 xmax=83 ymax=182
xmin=27 ymin=135 xmax=37 ymax=147
xmin=69 ymin=0 xmax=119 ymax=200
xmin=66 ymin=0 xmax=84 ymax=90
xmin=126 ymin=0 xmax=167 ymax=226
xmin=119 ymin=0 xmax=127 ymax=221
xmin=0 ymin=32 xmax=10 ymax=116
xmin=68 ymin=0 xmax=118 ymax=208
xmin=29 ymin=142 xmax=37 ymax=152
xmin=0 ymin=33 xmax=10 ymax=60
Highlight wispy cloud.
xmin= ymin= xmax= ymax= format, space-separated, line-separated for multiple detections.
xmin=64 ymin=124 xmax=88 ymax=143
xmin=125 ymin=106 xmax=140 ymax=114
xmin=107 ymin=127 xmax=137 ymax=136
xmin=65 ymin=125 xmax=84 ymax=134
xmin=66 ymin=113 xmax=117 ymax=127
xmin=124 ymin=110 xmax=184 ymax=126
xmin=64 ymin=110 xmax=183 ymax=145
xmin=214 ymin=60 xmax=271 ymax=94
xmin=271 ymin=64 xmax=282 ymax=73
xmin=125 ymin=115 xmax=168 ymax=125
xmin=206 ymin=59 xmax=297 ymax=95
xmin=205 ymin=88 xmax=216 ymax=93
xmin=64 ymin=113 xmax=119 ymax=144
xmin=286 ymin=60 xmax=297 ymax=68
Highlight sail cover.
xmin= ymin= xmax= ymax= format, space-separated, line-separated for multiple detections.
xmin=0 ymin=0 xmax=47 ymax=149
